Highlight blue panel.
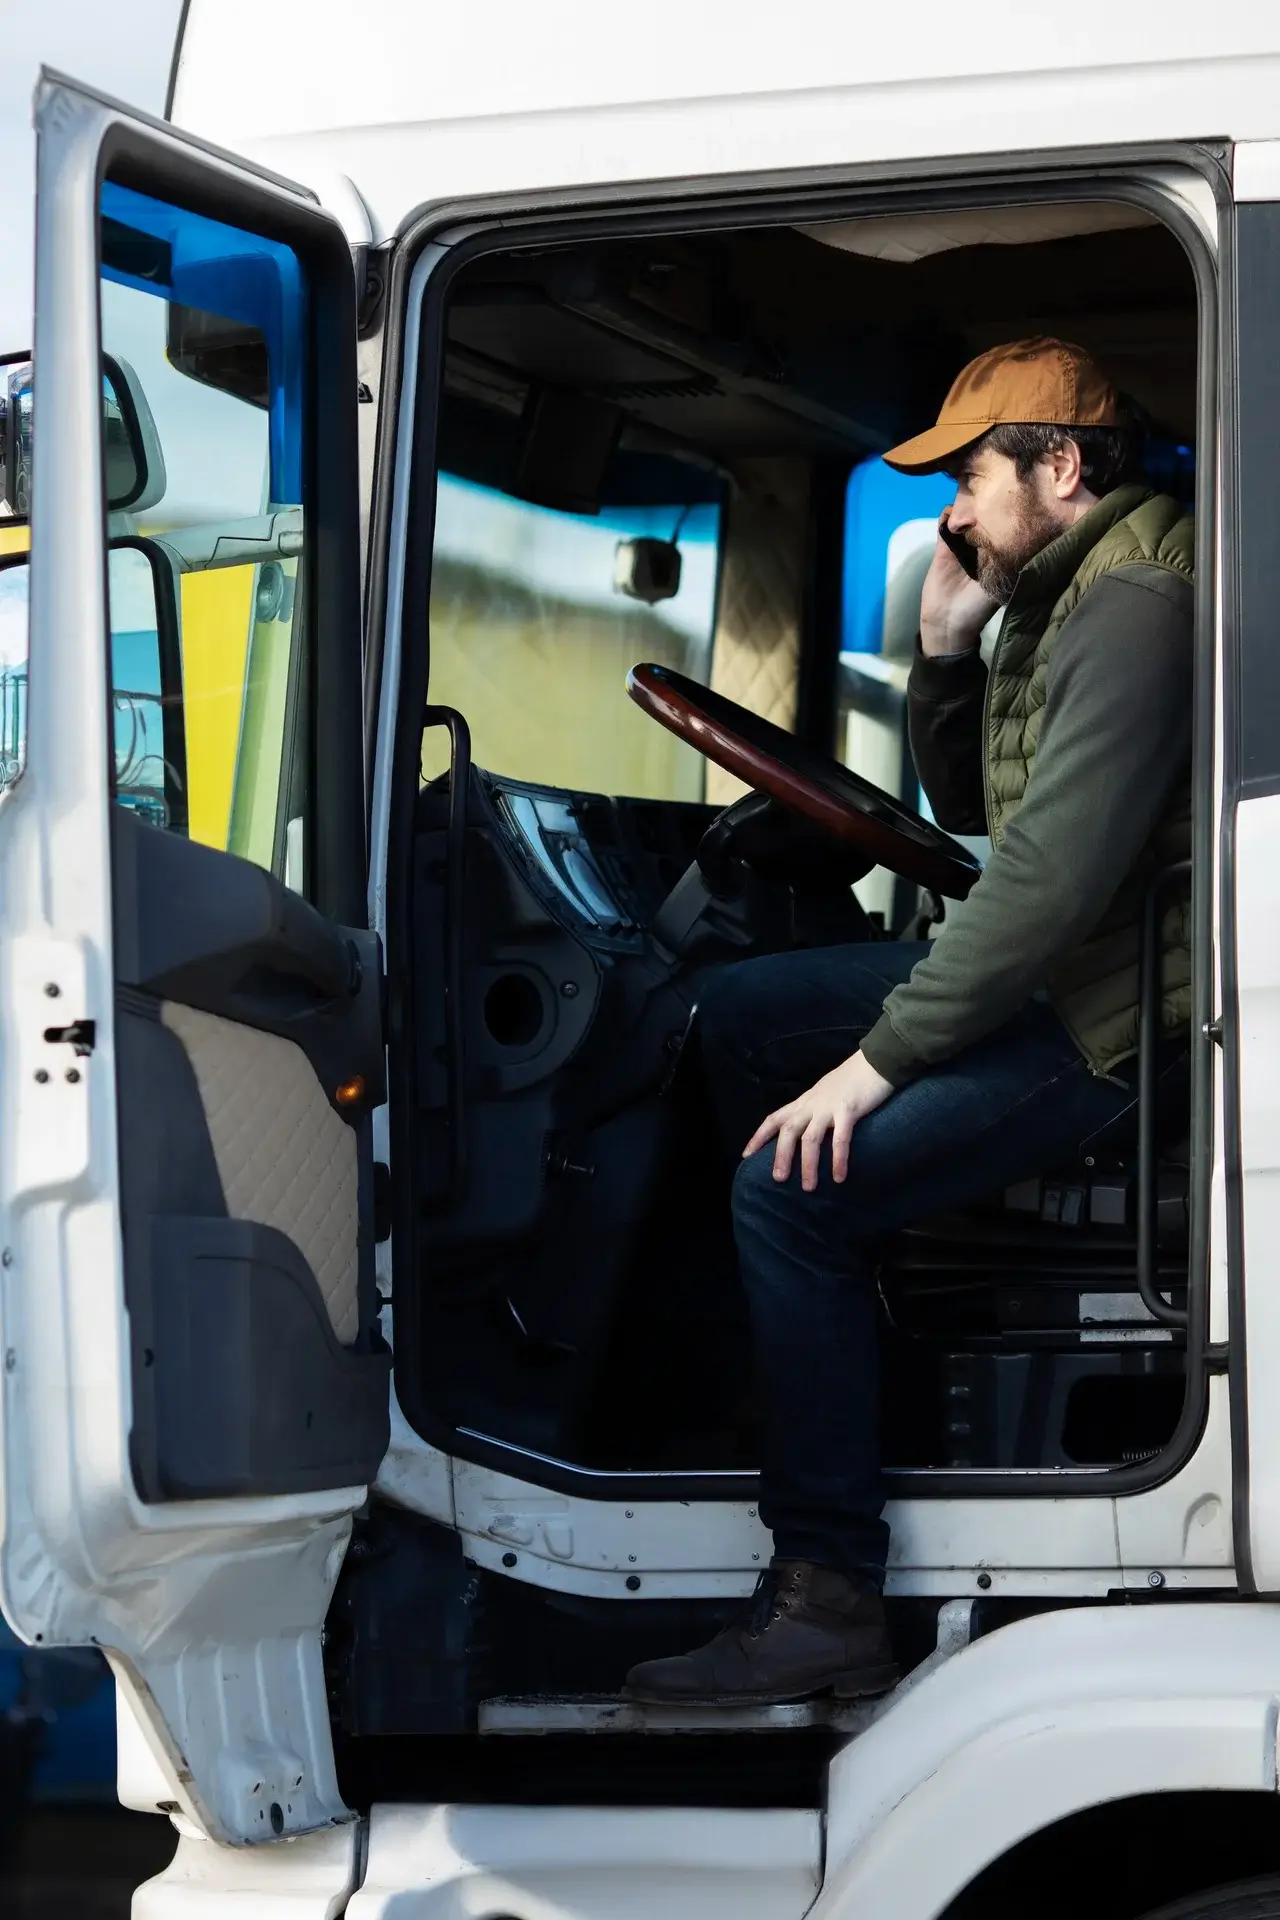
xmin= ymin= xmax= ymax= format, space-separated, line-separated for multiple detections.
xmin=100 ymin=180 xmax=306 ymax=504
xmin=31 ymin=1669 xmax=117 ymax=1801
xmin=0 ymin=1617 xmax=117 ymax=1802
xmin=842 ymin=458 xmax=955 ymax=655
xmin=1142 ymin=438 xmax=1197 ymax=507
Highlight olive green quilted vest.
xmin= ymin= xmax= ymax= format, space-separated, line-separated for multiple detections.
xmin=984 ymin=485 xmax=1195 ymax=1075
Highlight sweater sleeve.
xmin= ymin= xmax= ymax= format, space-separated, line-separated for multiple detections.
xmin=860 ymin=565 xmax=1194 ymax=1087
xmin=907 ymin=640 xmax=989 ymax=834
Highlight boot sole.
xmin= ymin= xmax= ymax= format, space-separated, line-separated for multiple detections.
xmin=624 ymin=1662 xmax=901 ymax=1708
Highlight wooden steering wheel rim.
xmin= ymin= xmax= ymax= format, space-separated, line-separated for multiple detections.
xmin=626 ymin=662 xmax=981 ymax=901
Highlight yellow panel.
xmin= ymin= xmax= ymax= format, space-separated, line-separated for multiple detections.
xmin=229 ymin=583 xmax=295 ymax=869
xmin=180 ymin=566 xmax=254 ymax=851
xmin=0 ymin=526 xmax=30 ymax=556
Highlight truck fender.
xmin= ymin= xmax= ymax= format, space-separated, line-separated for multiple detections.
xmin=812 ymin=1602 xmax=1280 ymax=1920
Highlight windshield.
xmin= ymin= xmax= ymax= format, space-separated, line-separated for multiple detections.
xmin=424 ymin=473 xmax=722 ymax=801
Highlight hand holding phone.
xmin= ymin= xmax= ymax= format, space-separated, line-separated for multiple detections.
xmin=938 ymin=510 xmax=980 ymax=581
xmin=921 ymin=510 xmax=997 ymax=656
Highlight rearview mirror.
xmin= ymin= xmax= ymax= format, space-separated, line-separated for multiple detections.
xmin=0 ymin=351 xmax=167 ymax=522
xmin=613 ymin=536 xmax=683 ymax=606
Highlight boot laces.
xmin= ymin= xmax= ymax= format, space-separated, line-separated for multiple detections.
xmin=744 ymin=1568 xmax=791 ymax=1637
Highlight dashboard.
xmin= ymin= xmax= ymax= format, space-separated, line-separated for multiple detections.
xmin=483 ymin=773 xmax=719 ymax=954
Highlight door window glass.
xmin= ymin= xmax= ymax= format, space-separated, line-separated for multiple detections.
xmin=97 ymin=180 xmax=307 ymax=879
xmin=425 ymin=474 xmax=722 ymax=801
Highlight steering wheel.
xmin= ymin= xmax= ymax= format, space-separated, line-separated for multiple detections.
xmin=626 ymin=663 xmax=981 ymax=901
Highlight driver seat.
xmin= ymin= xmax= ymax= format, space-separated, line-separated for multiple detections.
xmin=877 ymin=1045 xmax=1191 ymax=1472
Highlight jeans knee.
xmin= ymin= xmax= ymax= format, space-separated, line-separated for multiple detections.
xmin=732 ymin=1142 xmax=869 ymax=1286
xmin=731 ymin=1144 xmax=800 ymax=1243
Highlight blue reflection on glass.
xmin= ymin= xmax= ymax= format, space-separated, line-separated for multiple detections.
xmin=99 ymin=180 xmax=304 ymax=504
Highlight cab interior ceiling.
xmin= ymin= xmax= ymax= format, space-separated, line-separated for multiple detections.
xmin=406 ymin=198 xmax=1199 ymax=1487
xmin=439 ymin=202 xmax=1199 ymax=498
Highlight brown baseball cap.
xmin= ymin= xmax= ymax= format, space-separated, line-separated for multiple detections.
xmin=883 ymin=336 xmax=1119 ymax=475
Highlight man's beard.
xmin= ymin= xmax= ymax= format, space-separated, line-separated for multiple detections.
xmin=969 ymin=493 xmax=1064 ymax=604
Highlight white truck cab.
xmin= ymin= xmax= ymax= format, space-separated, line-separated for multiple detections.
xmin=5 ymin=6 xmax=1280 ymax=1914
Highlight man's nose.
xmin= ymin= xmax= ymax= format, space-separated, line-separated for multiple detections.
xmin=947 ymin=495 xmax=976 ymax=532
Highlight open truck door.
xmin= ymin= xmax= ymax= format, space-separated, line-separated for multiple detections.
xmin=0 ymin=72 xmax=388 ymax=1845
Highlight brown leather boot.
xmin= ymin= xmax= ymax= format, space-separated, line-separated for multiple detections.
xmin=623 ymin=1561 xmax=899 ymax=1706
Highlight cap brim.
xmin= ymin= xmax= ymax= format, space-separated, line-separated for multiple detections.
xmin=881 ymin=419 xmax=987 ymax=475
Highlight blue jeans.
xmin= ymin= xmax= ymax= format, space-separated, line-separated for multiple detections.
xmin=698 ymin=942 xmax=1145 ymax=1588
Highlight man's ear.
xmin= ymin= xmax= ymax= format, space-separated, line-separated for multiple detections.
xmin=1048 ymin=436 xmax=1086 ymax=500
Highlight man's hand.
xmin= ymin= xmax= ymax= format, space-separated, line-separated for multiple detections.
xmin=744 ymin=1051 xmax=895 ymax=1191
xmin=920 ymin=513 xmax=998 ymax=657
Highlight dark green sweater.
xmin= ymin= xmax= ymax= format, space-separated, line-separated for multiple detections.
xmin=859 ymin=563 xmax=1194 ymax=1087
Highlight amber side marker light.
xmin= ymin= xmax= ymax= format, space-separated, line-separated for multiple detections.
xmin=334 ymin=1076 xmax=365 ymax=1110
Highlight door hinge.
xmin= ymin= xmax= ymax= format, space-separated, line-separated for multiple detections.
xmin=1203 ymin=1017 xmax=1224 ymax=1047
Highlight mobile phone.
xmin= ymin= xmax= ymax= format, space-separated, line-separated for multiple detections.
xmin=939 ymin=512 xmax=980 ymax=581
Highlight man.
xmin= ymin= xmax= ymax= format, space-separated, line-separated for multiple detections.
xmin=625 ymin=337 xmax=1194 ymax=1705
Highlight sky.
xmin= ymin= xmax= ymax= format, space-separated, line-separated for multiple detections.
xmin=0 ymin=0 xmax=184 ymax=346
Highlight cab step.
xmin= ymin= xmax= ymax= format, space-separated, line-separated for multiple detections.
xmin=478 ymin=1695 xmax=883 ymax=1735
xmin=475 ymin=1597 xmax=976 ymax=1736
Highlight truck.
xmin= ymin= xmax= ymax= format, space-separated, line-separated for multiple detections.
xmin=3 ymin=4 xmax=1280 ymax=1913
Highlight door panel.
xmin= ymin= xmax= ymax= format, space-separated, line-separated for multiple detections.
xmin=93 ymin=169 xmax=388 ymax=1506
xmin=159 ymin=1002 xmax=360 ymax=1342
xmin=0 ymin=73 xmax=380 ymax=1844
xmin=119 ymin=981 xmax=388 ymax=1504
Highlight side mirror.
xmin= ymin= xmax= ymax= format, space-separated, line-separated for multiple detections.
xmin=0 ymin=351 xmax=166 ymax=522
xmin=102 ymin=356 xmax=167 ymax=516
xmin=613 ymin=536 xmax=683 ymax=606
xmin=0 ymin=356 xmax=33 ymax=521
xmin=166 ymin=302 xmax=269 ymax=411
xmin=0 ymin=560 xmax=28 ymax=787
xmin=0 ymin=541 xmax=185 ymax=829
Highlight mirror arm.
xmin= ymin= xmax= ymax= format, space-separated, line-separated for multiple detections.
xmin=149 ymin=509 xmax=305 ymax=574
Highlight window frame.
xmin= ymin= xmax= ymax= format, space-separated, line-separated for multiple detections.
xmin=98 ymin=129 xmax=366 ymax=927
xmin=370 ymin=145 xmax=1225 ymax=1509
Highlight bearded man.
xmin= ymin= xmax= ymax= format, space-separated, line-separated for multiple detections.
xmin=625 ymin=337 xmax=1195 ymax=1706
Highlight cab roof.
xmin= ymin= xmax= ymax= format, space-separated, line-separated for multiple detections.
xmin=170 ymin=0 xmax=1280 ymax=243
